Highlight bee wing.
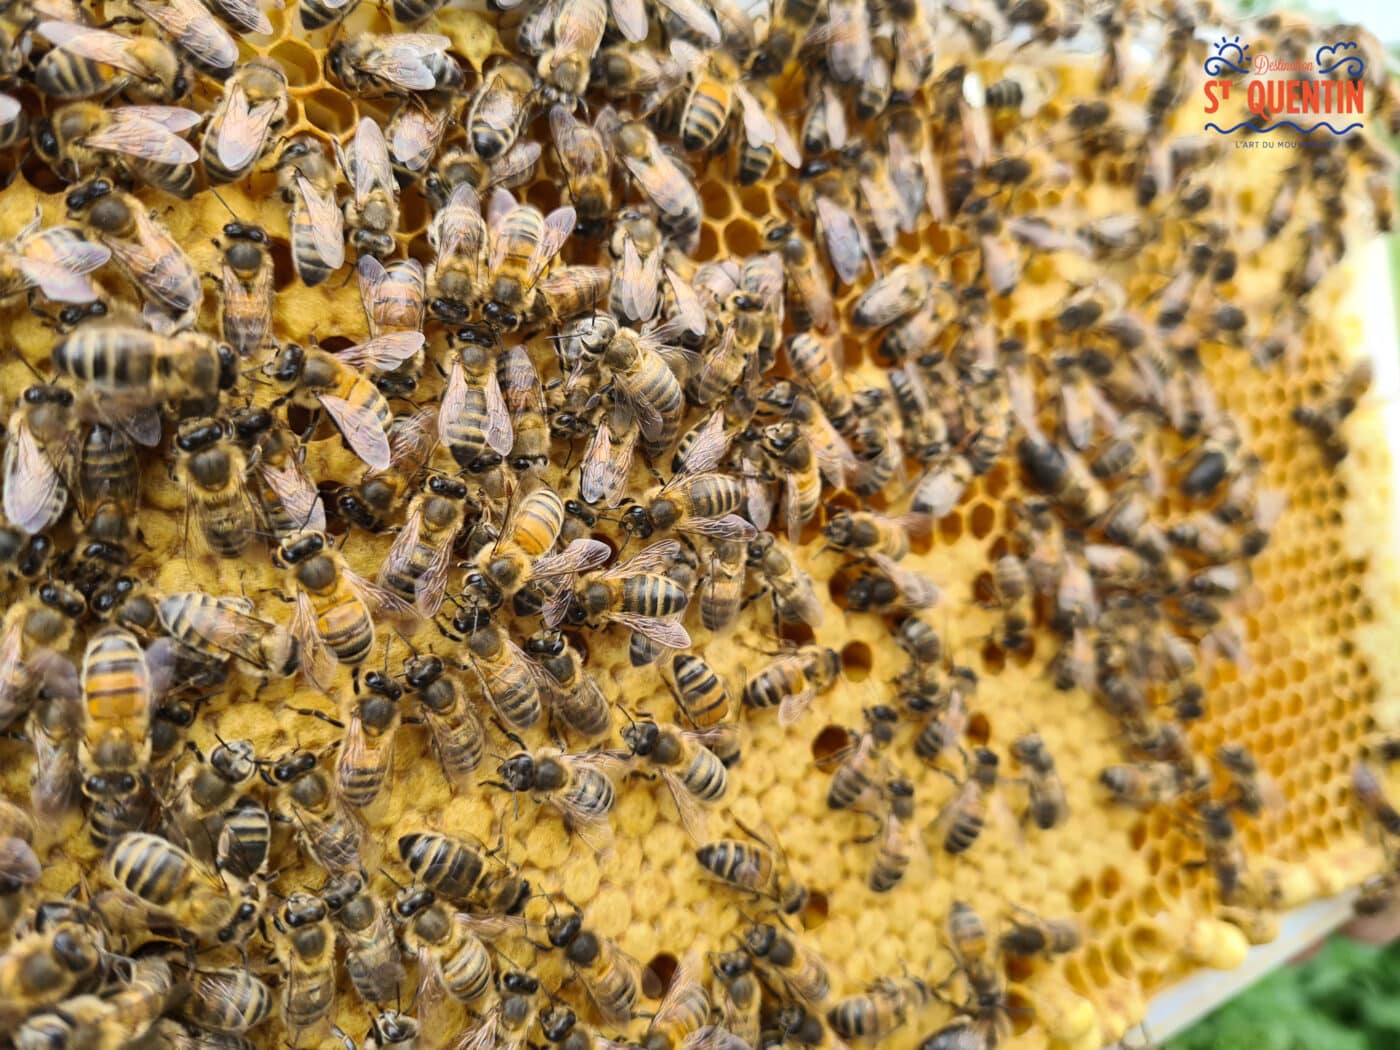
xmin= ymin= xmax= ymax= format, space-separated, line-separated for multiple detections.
xmin=620 ymin=154 xmax=693 ymax=222
xmin=663 ymin=266 xmax=707 ymax=342
xmin=488 ymin=139 xmax=541 ymax=188
xmin=604 ymin=539 xmax=679 ymax=578
xmin=83 ymin=109 xmax=199 ymax=165
xmin=317 ymin=393 xmax=391 ymax=472
xmin=16 ymin=256 xmax=102 ymax=304
xmin=532 ymin=539 xmax=613 ymax=583
xmin=609 ymin=0 xmax=648 ymax=40
xmin=607 ymin=612 xmax=689 ymax=651
xmin=30 ymin=714 xmax=79 ymax=821
xmin=356 ymin=254 xmax=387 ymax=323
xmin=291 ymin=592 xmax=335 ymax=691
xmin=413 ymin=947 xmax=448 ymax=1023
xmin=123 ymin=104 xmax=204 ymax=133
xmin=294 ymin=175 xmax=346 ymax=271
xmin=391 ymin=407 xmax=436 ymax=469
xmin=138 ymin=0 xmax=237 ymax=72
xmin=414 ymin=539 xmax=461 ymax=616
xmin=871 ymin=552 xmax=940 ymax=608
xmin=673 ymin=411 xmax=729 ymax=477
xmin=223 ymin=93 xmax=282 ymax=175
xmin=777 ymin=685 xmax=817 ymax=727
xmin=4 ymin=419 xmax=67 ymax=535
xmin=612 ymin=236 xmax=662 ymax=324
xmin=390 ymin=104 xmax=449 ymax=172
xmin=684 ymin=1028 xmax=753 ymax=1050
xmin=369 ymin=45 xmax=440 ymax=91
xmin=0 ymin=837 xmax=39 ymax=885
xmin=38 ymin=21 xmax=153 ymax=76
xmin=782 ymin=474 xmax=801 ymax=547
xmin=438 ymin=356 xmax=468 ymax=449
xmin=680 ymin=513 xmax=756 ymax=541
xmin=659 ymin=768 xmax=710 ymax=843
xmin=655 ymin=0 xmax=720 ymax=44
xmin=814 ymin=196 xmax=866 ymax=286
xmin=580 ymin=423 xmax=635 ymax=507
xmin=343 ymin=564 xmax=417 ymax=618
xmin=859 ymin=172 xmax=900 ymax=251
xmin=377 ymin=503 xmax=424 ymax=590
xmin=429 ymin=184 xmax=485 ymax=259
xmin=352 ymin=116 xmax=394 ymax=202
xmin=0 ymin=621 xmax=27 ymax=728
xmin=155 ymin=594 xmax=271 ymax=667
xmin=483 ymin=366 xmax=514 ymax=457
xmin=211 ymin=0 xmax=272 ymax=34
xmin=336 ymin=331 xmax=426 ymax=373
xmin=526 ymin=205 xmax=578 ymax=287
xmin=651 ymin=951 xmax=704 ymax=1031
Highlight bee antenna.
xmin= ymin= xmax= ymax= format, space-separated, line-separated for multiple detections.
xmin=209 ymin=186 xmax=239 ymax=221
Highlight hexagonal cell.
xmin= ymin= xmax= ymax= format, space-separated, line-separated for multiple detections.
xmin=300 ymin=88 xmax=357 ymax=136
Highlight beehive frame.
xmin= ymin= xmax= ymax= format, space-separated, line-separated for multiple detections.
xmin=0 ymin=3 xmax=1396 ymax=1050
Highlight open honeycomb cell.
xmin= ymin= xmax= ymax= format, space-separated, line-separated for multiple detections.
xmin=0 ymin=1 xmax=1393 ymax=1049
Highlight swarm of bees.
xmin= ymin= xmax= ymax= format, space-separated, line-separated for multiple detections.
xmin=0 ymin=0 xmax=1392 ymax=1046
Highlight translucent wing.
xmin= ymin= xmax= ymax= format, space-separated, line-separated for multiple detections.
xmin=318 ymin=393 xmax=391 ymax=472
xmin=679 ymin=513 xmax=756 ymax=540
xmin=604 ymin=539 xmax=679 ymax=578
xmin=216 ymin=82 xmax=280 ymax=171
xmin=16 ymin=256 xmax=103 ymax=303
xmin=352 ymin=117 xmax=394 ymax=202
xmin=438 ymin=356 xmax=467 ymax=448
xmin=607 ymin=612 xmax=690 ymax=650
xmin=0 ymin=622 xmax=27 ymax=728
xmin=871 ymin=552 xmax=940 ymax=608
xmin=860 ymin=172 xmax=899 ymax=250
xmin=390 ymin=105 xmax=449 ymax=172
xmin=660 ymin=768 xmax=710 ymax=843
xmin=369 ymin=46 xmax=439 ymax=91
xmin=526 ymin=205 xmax=577 ymax=286
xmin=814 ymin=196 xmax=865 ymax=285
xmin=84 ymin=110 xmax=199 ymax=165
xmin=291 ymin=592 xmax=334 ymax=690
xmin=155 ymin=595 xmax=272 ymax=667
xmin=488 ymin=139 xmax=541 ymax=187
xmin=142 ymin=0 xmax=238 ymax=73
xmin=611 ymin=236 xmax=661 ymax=324
xmin=484 ymin=367 xmax=513 ymax=457
xmin=122 ymin=105 xmax=203 ymax=132
xmin=581 ymin=421 xmax=636 ymax=507
xmin=654 ymin=0 xmax=720 ymax=43
xmin=343 ymin=563 xmax=417 ymax=618
xmin=211 ymin=0 xmax=273 ymax=34
xmin=529 ymin=538 xmax=612 ymax=580
xmin=664 ymin=266 xmax=707 ymax=342
xmin=675 ymin=414 xmax=729 ymax=478
xmin=39 ymin=21 xmax=154 ymax=76
xmin=295 ymin=175 xmax=346 ymax=270
xmin=777 ymin=685 xmax=817 ymax=727
xmin=3 ymin=421 xmax=66 ymax=535
xmin=377 ymin=506 xmax=423 ymax=593
xmin=610 ymin=0 xmax=647 ymax=41
xmin=415 ymin=534 xmax=455 ymax=618
xmin=336 ymin=331 xmax=425 ymax=372
xmin=0 ymin=837 xmax=39 ymax=885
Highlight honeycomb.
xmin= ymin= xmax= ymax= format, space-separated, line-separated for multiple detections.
xmin=0 ymin=2 xmax=1397 ymax=1050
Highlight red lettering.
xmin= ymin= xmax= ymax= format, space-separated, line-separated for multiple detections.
xmin=1344 ymin=81 xmax=1364 ymax=114
xmin=1299 ymin=79 xmax=1318 ymax=113
xmin=1203 ymin=80 xmax=1229 ymax=113
xmin=1247 ymin=80 xmax=1267 ymax=116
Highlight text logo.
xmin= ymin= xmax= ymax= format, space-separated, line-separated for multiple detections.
xmin=1202 ymin=35 xmax=1364 ymax=137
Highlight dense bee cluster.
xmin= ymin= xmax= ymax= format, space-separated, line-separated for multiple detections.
xmin=0 ymin=0 xmax=1397 ymax=1047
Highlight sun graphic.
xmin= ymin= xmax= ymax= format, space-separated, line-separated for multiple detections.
xmin=1214 ymin=34 xmax=1250 ymax=61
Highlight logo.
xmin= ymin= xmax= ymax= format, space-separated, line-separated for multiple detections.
xmin=1202 ymin=35 xmax=1365 ymax=138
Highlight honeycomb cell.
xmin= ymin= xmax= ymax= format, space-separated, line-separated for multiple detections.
xmin=724 ymin=218 xmax=761 ymax=256
xmin=301 ymin=88 xmax=358 ymax=135
xmin=271 ymin=39 xmax=322 ymax=87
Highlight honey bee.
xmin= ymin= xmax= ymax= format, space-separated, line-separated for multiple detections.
xmin=1354 ymin=761 xmax=1400 ymax=837
xmin=439 ymin=340 xmax=512 ymax=472
xmin=743 ymin=922 xmax=829 ymax=1003
xmin=299 ymin=0 xmax=359 ymax=31
xmin=460 ymin=969 xmax=544 ymax=1050
xmin=822 ymin=511 xmax=923 ymax=562
xmin=379 ymin=475 xmax=471 ymax=617
xmin=394 ymin=887 xmax=498 ymax=1015
xmin=276 ymin=134 xmax=345 ymax=288
xmin=1010 ymin=384 xmax=1110 ymax=526
xmin=328 ymin=116 xmax=400 ymax=262
xmin=216 ymin=223 xmax=273 ymax=359
xmin=733 ymin=80 xmax=802 ymax=184
xmin=498 ymin=343 xmax=550 ymax=474
xmin=272 ymin=892 xmax=337 ymax=1035
xmin=0 ymin=210 xmax=110 ymax=308
xmin=35 ymin=20 xmax=190 ymax=103
xmin=78 ymin=626 xmax=151 ymax=813
xmin=743 ymin=644 xmax=840 ymax=725
xmin=1196 ymin=800 xmax=1246 ymax=903
xmin=1217 ymin=744 xmax=1280 ymax=818
xmin=1009 ymin=734 xmax=1067 ymax=830
xmin=389 ymin=99 xmax=454 ymax=184
xmin=359 ymin=256 xmax=426 ymax=340
xmin=0 ymin=916 xmax=103 ymax=1030
xmin=104 ymin=831 xmax=259 ymax=946
xmin=759 ymin=421 xmax=821 ymax=543
xmin=173 ymin=417 xmax=259 ymax=560
xmin=843 ymin=555 xmax=941 ymax=616
xmin=397 ymin=829 xmax=530 ymax=914
xmin=403 ymin=653 xmax=487 ymax=784
xmin=266 ymin=338 xmax=423 ymax=472
xmin=156 ymin=591 xmax=298 ymax=681
xmin=201 ymin=58 xmax=288 ymax=184
xmin=3 ymin=385 xmax=74 ymax=537
xmin=622 ymin=717 xmax=728 ymax=839
xmin=469 ymin=60 xmax=536 ymax=160
xmin=66 ymin=180 xmax=201 ymax=330
xmin=133 ymin=0 xmax=238 ymax=79
xmin=524 ymin=629 xmax=613 ymax=740
xmin=639 ymin=952 xmax=711 ymax=1050
xmin=620 ymin=425 xmax=752 ymax=541
xmin=826 ymin=706 xmax=898 ymax=810
xmin=930 ymin=748 xmax=1011 ymax=855
xmin=1099 ymin=761 xmax=1185 ymax=808
xmin=696 ymin=819 xmax=808 ymax=914
xmin=267 ymin=748 xmax=363 ymax=876
xmin=998 ymin=907 xmax=1080 ymax=959
xmin=328 ymin=33 xmax=465 ymax=98
xmin=698 ymin=538 xmax=746 ymax=632
xmin=321 ymin=871 xmax=405 ymax=1007
xmin=546 ymin=906 xmax=643 ymax=1025
xmin=466 ymin=490 xmax=607 ymax=612
xmin=580 ymin=324 xmax=687 ymax=460
xmin=0 ymin=800 xmax=39 ymax=937
xmin=579 ymin=403 xmax=641 ymax=510
xmin=710 ymin=952 xmax=762 ymax=1049
xmin=484 ymin=191 xmax=581 ymax=332
xmin=611 ymin=119 xmax=701 ymax=249
xmin=30 ymin=693 xmax=84 ymax=822
xmin=498 ymin=746 xmax=619 ymax=844
xmin=231 ymin=407 xmax=327 ymax=540
xmin=828 ymin=977 xmax=932 ymax=1040
xmin=274 ymin=530 xmax=407 ymax=686
xmin=546 ymin=539 xmax=692 ymax=652
xmin=332 ymin=670 xmax=403 ymax=810
xmin=183 ymin=966 xmax=274 ymax=1035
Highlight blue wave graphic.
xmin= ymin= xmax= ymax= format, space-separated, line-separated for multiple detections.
xmin=1204 ymin=120 xmax=1364 ymax=135
xmin=1316 ymin=42 xmax=1365 ymax=77
xmin=1204 ymin=55 xmax=1250 ymax=75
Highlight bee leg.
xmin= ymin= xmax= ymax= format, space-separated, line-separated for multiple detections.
xmin=850 ymin=808 xmax=885 ymax=844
